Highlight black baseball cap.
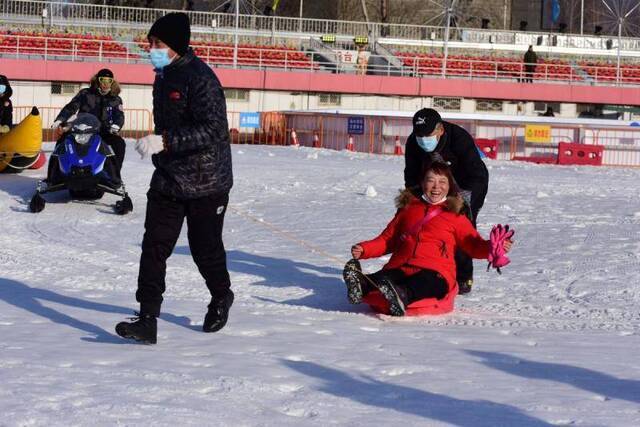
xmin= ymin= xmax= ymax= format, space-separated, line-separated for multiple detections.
xmin=96 ymin=68 xmax=114 ymax=79
xmin=412 ymin=108 xmax=442 ymax=136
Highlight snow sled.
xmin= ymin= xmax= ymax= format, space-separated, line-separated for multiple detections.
xmin=29 ymin=113 xmax=132 ymax=215
xmin=362 ymin=283 xmax=458 ymax=316
xmin=0 ymin=106 xmax=45 ymax=173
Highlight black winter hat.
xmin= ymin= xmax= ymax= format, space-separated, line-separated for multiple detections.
xmin=96 ymin=68 xmax=114 ymax=78
xmin=148 ymin=12 xmax=191 ymax=56
xmin=412 ymin=108 xmax=442 ymax=136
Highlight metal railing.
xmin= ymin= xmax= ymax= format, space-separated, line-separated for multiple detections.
xmin=0 ymin=33 xmax=142 ymax=63
xmin=6 ymin=33 xmax=640 ymax=86
xmin=283 ymin=112 xmax=640 ymax=167
xmin=4 ymin=0 xmax=640 ymax=55
xmin=13 ymin=106 xmax=153 ymax=139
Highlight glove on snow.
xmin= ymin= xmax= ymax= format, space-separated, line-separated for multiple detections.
xmin=487 ymin=224 xmax=514 ymax=274
xmin=135 ymin=134 xmax=164 ymax=159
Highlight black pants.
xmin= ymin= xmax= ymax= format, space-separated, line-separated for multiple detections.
xmin=136 ymin=189 xmax=231 ymax=317
xmin=455 ymin=202 xmax=481 ymax=283
xmin=524 ymin=66 xmax=535 ymax=83
xmin=100 ymin=132 xmax=126 ymax=172
xmin=368 ymin=268 xmax=448 ymax=304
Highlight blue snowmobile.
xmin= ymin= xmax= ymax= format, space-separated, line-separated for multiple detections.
xmin=29 ymin=113 xmax=133 ymax=214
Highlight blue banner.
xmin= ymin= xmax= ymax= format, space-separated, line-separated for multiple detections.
xmin=552 ymin=0 xmax=561 ymax=23
xmin=239 ymin=112 xmax=260 ymax=128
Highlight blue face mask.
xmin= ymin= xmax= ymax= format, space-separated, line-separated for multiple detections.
xmin=416 ymin=135 xmax=438 ymax=152
xmin=150 ymin=48 xmax=174 ymax=70
xmin=0 ymin=84 xmax=6 ymax=95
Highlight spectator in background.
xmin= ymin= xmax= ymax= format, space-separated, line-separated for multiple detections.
xmin=523 ymin=45 xmax=537 ymax=83
xmin=541 ymin=106 xmax=555 ymax=117
xmin=0 ymin=74 xmax=13 ymax=134
xmin=357 ymin=46 xmax=369 ymax=75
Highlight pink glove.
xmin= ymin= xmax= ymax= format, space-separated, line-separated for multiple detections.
xmin=487 ymin=224 xmax=514 ymax=274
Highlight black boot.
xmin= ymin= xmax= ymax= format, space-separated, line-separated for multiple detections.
xmin=458 ymin=279 xmax=473 ymax=295
xmin=373 ymin=275 xmax=408 ymax=316
xmin=343 ymin=259 xmax=366 ymax=304
xmin=203 ymin=289 xmax=234 ymax=333
xmin=115 ymin=313 xmax=157 ymax=344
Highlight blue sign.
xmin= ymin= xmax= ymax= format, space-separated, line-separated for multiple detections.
xmin=240 ymin=112 xmax=260 ymax=128
xmin=347 ymin=116 xmax=365 ymax=135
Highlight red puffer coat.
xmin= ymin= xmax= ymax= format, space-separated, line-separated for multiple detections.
xmin=358 ymin=197 xmax=490 ymax=314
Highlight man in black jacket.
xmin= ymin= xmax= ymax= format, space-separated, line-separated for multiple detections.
xmin=52 ymin=68 xmax=126 ymax=174
xmin=404 ymin=108 xmax=488 ymax=295
xmin=116 ymin=12 xmax=234 ymax=344
xmin=0 ymin=74 xmax=13 ymax=134
xmin=523 ymin=45 xmax=537 ymax=83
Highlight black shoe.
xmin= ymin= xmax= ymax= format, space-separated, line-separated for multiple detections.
xmin=115 ymin=312 xmax=157 ymax=344
xmin=343 ymin=259 xmax=365 ymax=304
xmin=458 ymin=279 xmax=473 ymax=295
xmin=372 ymin=276 xmax=407 ymax=316
xmin=203 ymin=290 xmax=234 ymax=333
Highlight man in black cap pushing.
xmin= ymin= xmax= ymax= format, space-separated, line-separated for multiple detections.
xmin=116 ymin=12 xmax=234 ymax=344
xmin=404 ymin=108 xmax=488 ymax=295
xmin=52 ymin=68 xmax=126 ymax=177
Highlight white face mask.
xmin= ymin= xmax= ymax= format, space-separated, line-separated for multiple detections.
xmin=422 ymin=193 xmax=447 ymax=205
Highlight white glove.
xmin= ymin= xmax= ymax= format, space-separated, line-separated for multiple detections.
xmin=135 ymin=134 xmax=164 ymax=159
xmin=110 ymin=124 xmax=120 ymax=134
xmin=52 ymin=120 xmax=62 ymax=129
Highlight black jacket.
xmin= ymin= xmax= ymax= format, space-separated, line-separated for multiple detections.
xmin=55 ymin=87 xmax=124 ymax=132
xmin=524 ymin=50 xmax=537 ymax=66
xmin=404 ymin=121 xmax=488 ymax=216
xmin=150 ymin=49 xmax=233 ymax=199
xmin=0 ymin=74 xmax=13 ymax=126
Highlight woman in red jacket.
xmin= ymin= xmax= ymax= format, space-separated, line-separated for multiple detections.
xmin=344 ymin=161 xmax=512 ymax=316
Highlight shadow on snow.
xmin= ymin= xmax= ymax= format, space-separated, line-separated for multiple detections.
xmin=0 ymin=277 xmax=195 ymax=344
xmin=283 ymin=359 xmax=552 ymax=426
xmin=467 ymin=350 xmax=640 ymax=404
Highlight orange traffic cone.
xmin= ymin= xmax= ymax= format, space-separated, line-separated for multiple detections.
xmin=313 ymin=131 xmax=321 ymax=148
xmin=29 ymin=151 xmax=47 ymax=169
xmin=393 ymin=135 xmax=403 ymax=155
xmin=290 ymin=128 xmax=299 ymax=147
xmin=346 ymin=135 xmax=355 ymax=151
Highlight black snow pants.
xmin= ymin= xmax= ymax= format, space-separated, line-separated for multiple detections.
xmin=136 ymin=189 xmax=231 ymax=317
xmin=99 ymin=131 xmax=126 ymax=172
xmin=368 ymin=268 xmax=449 ymax=304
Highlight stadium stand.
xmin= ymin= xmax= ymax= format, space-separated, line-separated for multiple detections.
xmin=0 ymin=30 xmax=133 ymax=59
xmin=135 ymin=37 xmax=316 ymax=69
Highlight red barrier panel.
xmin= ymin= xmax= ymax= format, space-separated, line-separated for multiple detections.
xmin=475 ymin=138 xmax=498 ymax=159
xmin=557 ymin=142 xmax=603 ymax=166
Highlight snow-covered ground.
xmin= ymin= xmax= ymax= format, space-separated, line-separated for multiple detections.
xmin=1 ymin=144 xmax=639 ymax=426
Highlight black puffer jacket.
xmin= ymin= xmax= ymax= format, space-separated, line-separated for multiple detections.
xmin=150 ymin=49 xmax=233 ymax=199
xmin=404 ymin=121 xmax=488 ymax=217
xmin=55 ymin=86 xmax=124 ymax=133
xmin=0 ymin=74 xmax=13 ymax=126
